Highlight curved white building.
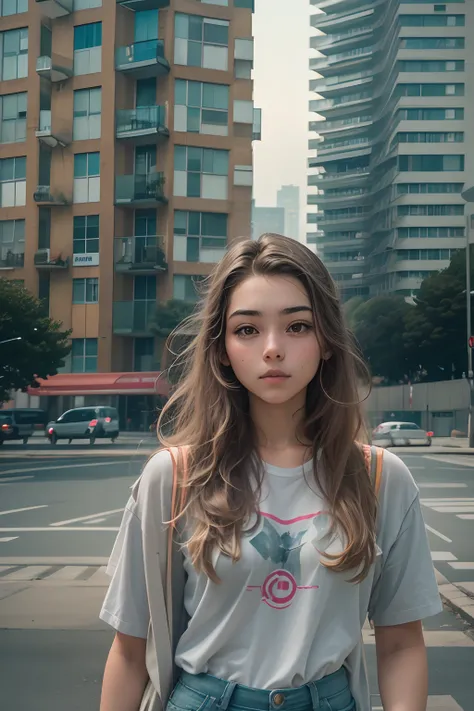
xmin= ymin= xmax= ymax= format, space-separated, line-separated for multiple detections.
xmin=308 ymin=0 xmax=469 ymax=299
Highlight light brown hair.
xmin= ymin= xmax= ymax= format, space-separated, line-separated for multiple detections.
xmin=159 ymin=234 xmax=374 ymax=583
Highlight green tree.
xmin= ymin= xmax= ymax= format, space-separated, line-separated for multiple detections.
xmin=152 ymin=299 xmax=196 ymax=380
xmin=351 ymin=295 xmax=412 ymax=383
xmin=0 ymin=279 xmax=71 ymax=402
xmin=344 ymin=295 xmax=366 ymax=329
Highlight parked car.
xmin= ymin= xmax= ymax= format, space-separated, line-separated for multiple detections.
xmin=372 ymin=421 xmax=433 ymax=448
xmin=0 ymin=408 xmax=47 ymax=445
xmin=46 ymin=406 xmax=119 ymax=445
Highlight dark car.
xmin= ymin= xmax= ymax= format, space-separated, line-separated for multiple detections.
xmin=0 ymin=408 xmax=47 ymax=445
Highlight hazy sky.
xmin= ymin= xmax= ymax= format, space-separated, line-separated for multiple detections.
xmin=252 ymin=0 xmax=311 ymax=222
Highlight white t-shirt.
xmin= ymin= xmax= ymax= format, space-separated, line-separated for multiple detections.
xmin=100 ymin=449 xmax=442 ymax=710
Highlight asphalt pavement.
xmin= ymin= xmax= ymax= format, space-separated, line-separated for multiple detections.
xmin=0 ymin=445 xmax=472 ymax=711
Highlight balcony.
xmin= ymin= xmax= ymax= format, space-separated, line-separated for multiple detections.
xmin=35 ymin=110 xmax=70 ymax=148
xmin=252 ymin=108 xmax=262 ymax=141
xmin=36 ymin=53 xmax=72 ymax=83
xmin=115 ymin=39 xmax=169 ymax=79
xmin=113 ymin=300 xmax=156 ymax=336
xmin=115 ymin=236 xmax=167 ymax=274
xmin=36 ymin=0 xmax=72 ymax=18
xmin=33 ymin=186 xmax=70 ymax=206
xmin=0 ymin=249 xmax=24 ymax=270
xmin=115 ymin=172 xmax=166 ymax=207
xmin=116 ymin=0 xmax=170 ymax=7
xmin=34 ymin=249 xmax=69 ymax=270
xmin=116 ymin=106 xmax=168 ymax=143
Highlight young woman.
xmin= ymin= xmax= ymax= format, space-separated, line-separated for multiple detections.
xmin=100 ymin=234 xmax=442 ymax=711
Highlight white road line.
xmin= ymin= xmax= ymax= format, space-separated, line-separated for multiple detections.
xmin=84 ymin=518 xmax=106 ymax=524
xmin=0 ymin=565 xmax=15 ymax=573
xmin=0 ymin=476 xmax=35 ymax=484
xmin=50 ymin=508 xmax=124 ymax=527
xmin=419 ymin=483 xmax=467 ymax=489
xmin=449 ymin=562 xmax=474 ymax=570
xmin=0 ymin=461 xmax=119 ymax=476
xmin=87 ymin=565 xmax=109 ymax=584
xmin=422 ymin=498 xmax=474 ymax=503
xmin=431 ymin=551 xmax=457 ymax=561
xmin=46 ymin=566 xmax=89 ymax=581
xmin=0 ymin=527 xmax=119 ymax=532
xmin=2 ymin=565 xmax=53 ymax=581
xmin=0 ymin=505 xmax=48 ymax=517
xmin=458 ymin=514 xmax=474 ymax=519
xmin=432 ymin=506 xmax=474 ymax=513
xmin=0 ymin=537 xmax=18 ymax=542
xmin=0 ymin=556 xmax=109 ymax=565
xmin=425 ymin=524 xmax=452 ymax=543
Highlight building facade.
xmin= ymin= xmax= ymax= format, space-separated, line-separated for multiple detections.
xmin=308 ymin=0 xmax=472 ymax=300
xmin=0 ymin=0 xmax=257 ymax=385
xmin=277 ymin=184 xmax=299 ymax=240
xmin=251 ymin=203 xmax=285 ymax=239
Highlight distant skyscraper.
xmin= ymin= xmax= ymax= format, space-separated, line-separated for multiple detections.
xmin=277 ymin=185 xmax=300 ymax=240
xmin=252 ymin=205 xmax=285 ymax=239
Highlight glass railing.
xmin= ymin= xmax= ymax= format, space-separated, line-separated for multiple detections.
xmin=113 ymin=300 xmax=156 ymax=334
xmin=115 ymin=39 xmax=167 ymax=68
xmin=115 ymin=172 xmax=166 ymax=203
xmin=38 ymin=110 xmax=52 ymax=132
xmin=114 ymin=235 xmax=166 ymax=271
xmin=33 ymin=185 xmax=70 ymax=204
xmin=116 ymin=106 xmax=167 ymax=135
xmin=252 ymin=107 xmax=262 ymax=140
xmin=0 ymin=250 xmax=24 ymax=269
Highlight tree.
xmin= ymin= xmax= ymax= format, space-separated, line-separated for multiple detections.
xmin=351 ymin=295 xmax=412 ymax=383
xmin=152 ymin=299 xmax=196 ymax=380
xmin=0 ymin=279 xmax=71 ymax=402
xmin=344 ymin=295 xmax=366 ymax=329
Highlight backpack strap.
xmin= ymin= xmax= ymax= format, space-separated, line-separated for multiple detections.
xmin=362 ymin=444 xmax=384 ymax=497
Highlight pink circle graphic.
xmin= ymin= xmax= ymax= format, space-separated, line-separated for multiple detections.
xmin=261 ymin=569 xmax=298 ymax=609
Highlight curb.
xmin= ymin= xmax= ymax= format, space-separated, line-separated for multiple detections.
xmin=435 ymin=568 xmax=474 ymax=626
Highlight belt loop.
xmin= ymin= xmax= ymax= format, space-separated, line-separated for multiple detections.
xmin=217 ymin=681 xmax=237 ymax=711
xmin=307 ymin=681 xmax=320 ymax=711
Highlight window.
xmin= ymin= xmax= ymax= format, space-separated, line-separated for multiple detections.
xmin=398 ymin=205 xmax=464 ymax=217
xmin=399 ymin=60 xmax=464 ymax=72
xmin=174 ymin=146 xmax=229 ymax=199
xmin=0 ymin=218 xmax=24 ymax=269
xmin=396 ymin=249 xmax=455 ymax=261
xmin=173 ymin=275 xmax=203 ymax=302
xmin=398 ymin=108 xmax=464 ymax=121
xmin=234 ymin=99 xmax=254 ymax=124
xmin=397 ymin=183 xmax=463 ymax=195
xmin=74 ymin=0 xmax=102 ymax=9
xmin=73 ymin=152 xmax=100 ymax=203
xmin=175 ymin=13 xmax=229 ymax=71
xmin=397 ymin=84 xmax=464 ymax=97
xmin=174 ymin=80 xmax=229 ymax=135
xmin=74 ymin=22 xmax=102 ymax=75
xmin=0 ymin=92 xmax=27 ymax=144
xmin=73 ymin=215 xmax=99 ymax=255
xmin=134 ymin=337 xmax=155 ymax=372
xmin=174 ymin=210 xmax=228 ymax=263
xmin=134 ymin=9 xmax=158 ymax=42
xmin=400 ymin=37 xmax=465 ymax=49
xmin=0 ymin=0 xmax=27 ymax=16
xmin=399 ymin=14 xmax=464 ymax=26
xmin=398 ymin=227 xmax=464 ymax=239
xmin=73 ymin=88 xmax=101 ymax=140
xmin=198 ymin=0 xmax=228 ymax=5
xmin=234 ymin=165 xmax=253 ymax=187
xmin=0 ymin=156 xmax=26 ymax=207
xmin=134 ymin=275 xmax=156 ymax=301
xmin=71 ymin=338 xmax=98 ymax=373
xmin=394 ymin=132 xmax=464 ymax=144
xmin=136 ymin=78 xmax=156 ymax=107
xmin=72 ymin=278 xmax=99 ymax=304
xmin=399 ymin=155 xmax=464 ymax=172
xmin=1 ymin=27 xmax=28 ymax=81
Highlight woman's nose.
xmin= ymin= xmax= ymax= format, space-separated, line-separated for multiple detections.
xmin=263 ymin=335 xmax=284 ymax=361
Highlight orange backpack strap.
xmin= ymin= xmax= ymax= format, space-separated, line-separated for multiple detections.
xmin=362 ymin=444 xmax=383 ymax=497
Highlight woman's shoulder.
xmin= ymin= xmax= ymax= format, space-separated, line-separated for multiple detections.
xmin=375 ymin=448 xmax=420 ymax=530
xmin=130 ymin=448 xmax=175 ymax=514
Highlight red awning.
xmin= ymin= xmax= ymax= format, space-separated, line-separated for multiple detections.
xmin=28 ymin=372 xmax=169 ymax=397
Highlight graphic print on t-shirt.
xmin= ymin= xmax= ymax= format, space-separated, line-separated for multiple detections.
xmin=246 ymin=511 xmax=327 ymax=610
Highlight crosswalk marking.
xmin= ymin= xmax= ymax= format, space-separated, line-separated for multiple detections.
xmin=421 ymin=498 xmax=474 ymax=520
xmin=372 ymin=697 xmax=463 ymax=710
xmin=431 ymin=552 xmax=457 ymax=561
xmin=0 ymin=564 xmax=110 ymax=583
xmin=46 ymin=565 xmax=89 ymax=581
xmin=458 ymin=514 xmax=474 ymax=520
xmin=0 ymin=537 xmax=18 ymax=542
xmin=2 ymin=565 xmax=53 ymax=581
xmin=419 ymin=483 xmax=467 ymax=489
xmin=87 ymin=565 xmax=109 ymax=584
xmin=448 ymin=562 xmax=474 ymax=570
xmin=433 ymin=507 xmax=474 ymax=513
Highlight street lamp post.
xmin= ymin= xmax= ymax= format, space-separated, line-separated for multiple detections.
xmin=461 ymin=185 xmax=474 ymax=447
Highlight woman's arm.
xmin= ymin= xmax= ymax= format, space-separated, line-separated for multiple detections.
xmin=375 ymin=620 xmax=428 ymax=711
xmin=100 ymin=632 xmax=149 ymax=711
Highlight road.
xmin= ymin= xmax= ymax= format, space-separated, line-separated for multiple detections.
xmin=0 ymin=445 xmax=472 ymax=711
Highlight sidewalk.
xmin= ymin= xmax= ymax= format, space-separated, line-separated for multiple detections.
xmin=435 ymin=569 xmax=474 ymax=628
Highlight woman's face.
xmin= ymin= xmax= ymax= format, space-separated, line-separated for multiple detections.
xmin=224 ymin=275 xmax=323 ymax=406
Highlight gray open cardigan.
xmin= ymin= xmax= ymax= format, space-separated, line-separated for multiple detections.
xmin=116 ymin=445 xmax=382 ymax=711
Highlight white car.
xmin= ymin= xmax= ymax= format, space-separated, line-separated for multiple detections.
xmin=372 ymin=421 xmax=432 ymax=448
xmin=47 ymin=406 xmax=119 ymax=445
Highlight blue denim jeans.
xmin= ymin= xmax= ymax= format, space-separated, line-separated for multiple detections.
xmin=167 ymin=668 xmax=356 ymax=711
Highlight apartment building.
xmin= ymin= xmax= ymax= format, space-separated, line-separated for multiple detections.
xmin=0 ymin=0 xmax=258 ymax=407
xmin=277 ymin=184 xmax=299 ymax=240
xmin=308 ymin=0 xmax=472 ymax=300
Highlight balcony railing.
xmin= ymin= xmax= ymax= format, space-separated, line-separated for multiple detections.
xmin=115 ymin=172 xmax=166 ymax=206
xmin=115 ymin=236 xmax=167 ymax=273
xmin=113 ymin=300 xmax=156 ymax=335
xmin=116 ymin=0 xmax=169 ymax=7
xmin=0 ymin=250 xmax=24 ymax=269
xmin=252 ymin=107 xmax=262 ymax=141
xmin=33 ymin=186 xmax=70 ymax=206
xmin=36 ymin=0 xmax=72 ymax=18
xmin=116 ymin=106 xmax=168 ymax=140
xmin=35 ymin=110 xmax=70 ymax=147
xmin=36 ymin=53 xmax=72 ymax=82
xmin=115 ymin=39 xmax=169 ymax=78
xmin=34 ymin=249 xmax=69 ymax=269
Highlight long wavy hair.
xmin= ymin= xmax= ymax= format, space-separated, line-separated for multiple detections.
xmin=158 ymin=234 xmax=375 ymax=583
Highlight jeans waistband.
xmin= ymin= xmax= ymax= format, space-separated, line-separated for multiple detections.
xmin=179 ymin=667 xmax=349 ymax=711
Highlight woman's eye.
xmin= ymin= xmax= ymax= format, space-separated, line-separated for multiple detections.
xmin=236 ymin=326 xmax=257 ymax=337
xmin=288 ymin=322 xmax=310 ymax=334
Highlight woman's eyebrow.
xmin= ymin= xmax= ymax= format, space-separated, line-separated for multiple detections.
xmin=228 ymin=306 xmax=313 ymax=319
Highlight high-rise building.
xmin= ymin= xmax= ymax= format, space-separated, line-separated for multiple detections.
xmin=277 ymin=184 xmax=299 ymax=240
xmin=252 ymin=204 xmax=285 ymax=239
xmin=0 ymin=0 xmax=258 ymax=398
xmin=308 ymin=0 xmax=469 ymax=300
